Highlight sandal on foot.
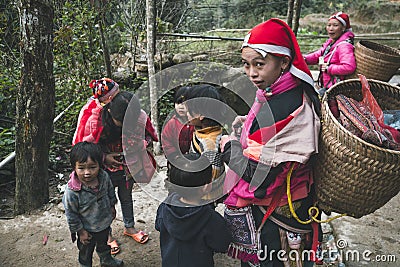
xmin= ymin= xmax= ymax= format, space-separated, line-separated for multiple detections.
xmin=107 ymin=240 xmax=120 ymax=255
xmin=123 ymin=230 xmax=149 ymax=244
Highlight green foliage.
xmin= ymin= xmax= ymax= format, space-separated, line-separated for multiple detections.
xmin=0 ymin=1 xmax=19 ymax=159
xmin=302 ymin=0 xmax=351 ymax=15
xmin=0 ymin=0 xmax=19 ymax=120
xmin=1 ymin=0 xmax=398 ymax=163
xmin=0 ymin=126 xmax=15 ymax=157
xmin=52 ymin=1 xmax=103 ymax=150
xmin=157 ymin=89 xmax=176 ymax=131
xmin=177 ymin=0 xmax=288 ymax=33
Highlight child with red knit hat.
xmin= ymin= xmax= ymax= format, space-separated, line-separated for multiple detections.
xmin=220 ymin=18 xmax=322 ymax=267
xmin=73 ymin=78 xmax=120 ymax=145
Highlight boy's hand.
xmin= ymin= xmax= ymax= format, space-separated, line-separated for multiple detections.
xmin=78 ymin=229 xmax=92 ymax=245
xmin=231 ymin=115 xmax=246 ymax=131
xmin=220 ymin=135 xmax=237 ymax=152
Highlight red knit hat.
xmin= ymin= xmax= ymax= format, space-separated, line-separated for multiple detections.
xmin=89 ymin=77 xmax=120 ymax=103
xmin=242 ymin=18 xmax=314 ymax=87
xmin=329 ymin=11 xmax=351 ymax=30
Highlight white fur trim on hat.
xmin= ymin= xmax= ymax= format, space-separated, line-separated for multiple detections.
xmin=330 ymin=11 xmax=346 ymax=27
xmin=242 ymin=43 xmax=292 ymax=58
xmin=290 ymin=65 xmax=314 ymax=87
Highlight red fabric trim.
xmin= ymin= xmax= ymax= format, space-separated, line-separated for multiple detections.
xmin=235 ymin=183 xmax=310 ymax=208
xmin=311 ymin=222 xmax=319 ymax=262
xmin=247 ymin=114 xmax=294 ymax=144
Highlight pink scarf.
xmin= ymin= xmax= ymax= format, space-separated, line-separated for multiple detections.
xmin=67 ymin=171 xmax=82 ymax=191
xmin=240 ymin=72 xmax=300 ymax=147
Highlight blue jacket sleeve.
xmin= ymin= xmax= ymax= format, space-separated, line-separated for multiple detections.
xmin=205 ymin=211 xmax=232 ymax=253
xmin=62 ymin=189 xmax=83 ymax=233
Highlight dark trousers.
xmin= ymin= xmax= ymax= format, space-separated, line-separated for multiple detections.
xmin=77 ymin=227 xmax=110 ymax=266
xmin=108 ymin=170 xmax=135 ymax=228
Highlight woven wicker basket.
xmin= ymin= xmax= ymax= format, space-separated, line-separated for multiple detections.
xmin=314 ymin=78 xmax=400 ymax=218
xmin=353 ymin=40 xmax=400 ymax=82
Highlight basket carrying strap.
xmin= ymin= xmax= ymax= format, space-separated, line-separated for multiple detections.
xmin=326 ymin=39 xmax=353 ymax=65
xmin=257 ymin=162 xmax=347 ymax=232
xmin=286 ymin=163 xmax=347 ymax=224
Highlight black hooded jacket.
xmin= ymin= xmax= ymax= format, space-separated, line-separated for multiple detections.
xmin=155 ymin=193 xmax=232 ymax=267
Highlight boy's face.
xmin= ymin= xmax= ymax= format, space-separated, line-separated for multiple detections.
xmin=186 ymin=110 xmax=203 ymax=127
xmin=112 ymin=117 xmax=123 ymax=127
xmin=74 ymin=157 xmax=100 ymax=185
xmin=108 ymin=108 xmax=123 ymax=127
xmin=175 ymin=102 xmax=187 ymax=118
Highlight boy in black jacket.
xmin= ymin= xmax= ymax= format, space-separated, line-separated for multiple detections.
xmin=155 ymin=153 xmax=232 ymax=267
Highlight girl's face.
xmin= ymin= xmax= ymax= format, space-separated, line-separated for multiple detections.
xmin=108 ymin=108 xmax=123 ymax=127
xmin=175 ymin=102 xmax=188 ymax=118
xmin=241 ymin=47 xmax=288 ymax=90
xmin=326 ymin=18 xmax=346 ymax=41
xmin=74 ymin=157 xmax=100 ymax=185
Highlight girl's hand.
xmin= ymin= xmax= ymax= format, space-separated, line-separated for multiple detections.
xmin=104 ymin=152 xmax=123 ymax=168
xmin=78 ymin=229 xmax=92 ymax=245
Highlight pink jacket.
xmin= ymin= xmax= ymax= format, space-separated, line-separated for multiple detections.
xmin=304 ymin=31 xmax=356 ymax=88
xmin=72 ymin=98 xmax=103 ymax=145
xmin=72 ymin=98 xmax=158 ymax=146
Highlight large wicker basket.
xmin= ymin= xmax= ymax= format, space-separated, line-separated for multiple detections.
xmin=314 ymin=78 xmax=400 ymax=218
xmin=353 ymin=40 xmax=400 ymax=82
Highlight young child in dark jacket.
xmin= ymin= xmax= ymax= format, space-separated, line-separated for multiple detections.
xmin=155 ymin=153 xmax=232 ymax=267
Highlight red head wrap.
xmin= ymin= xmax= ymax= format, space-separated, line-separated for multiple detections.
xmin=329 ymin=11 xmax=351 ymax=30
xmin=242 ymin=18 xmax=313 ymax=87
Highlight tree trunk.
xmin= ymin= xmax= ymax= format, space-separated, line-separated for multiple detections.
xmin=287 ymin=0 xmax=295 ymax=28
xmin=99 ymin=14 xmax=112 ymax=78
xmin=15 ymin=0 xmax=55 ymax=214
xmin=146 ymin=0 xmax=161 ymax=154
xmin=292 ymin=0 xmax=303 ymax=36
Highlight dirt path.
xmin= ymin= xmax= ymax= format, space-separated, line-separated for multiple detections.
xmin=3 ymin=153 xmax=398 ymax=267
xmin=0 ymin=155 xmax=239 ymax=267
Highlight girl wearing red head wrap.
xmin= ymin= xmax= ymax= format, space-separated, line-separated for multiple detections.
xmin=220 ymin=19 xmax=321 ymax=266
xmin=304 ymin=12 xmax=356 ymax=95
